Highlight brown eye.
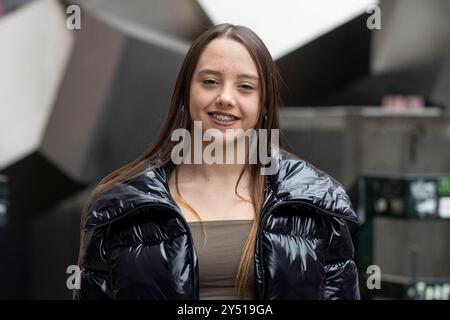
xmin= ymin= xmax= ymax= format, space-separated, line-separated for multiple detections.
xmin=240 ymin=84 xmax=255 ymax=91
xmin=202 ymin=79 xmax=218 ymax=86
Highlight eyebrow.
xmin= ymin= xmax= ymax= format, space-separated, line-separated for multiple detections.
xmin=197 ymin=68 xmax=259 ymax=81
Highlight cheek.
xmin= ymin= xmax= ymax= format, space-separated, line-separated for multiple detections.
xmin=243 ymin=96 xmax=260 ymax=125
xmin=189 ymin=85 xmax=213 ymax=113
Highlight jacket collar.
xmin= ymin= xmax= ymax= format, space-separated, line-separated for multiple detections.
xmin=84 ymin=150 xmax=358 ymax=231
xmin=264 ymin=150 xmax=358 ymax=222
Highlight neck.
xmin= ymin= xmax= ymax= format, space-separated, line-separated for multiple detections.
xmin=180 ymin=162 xmax=249 ymax=187
xmin=178 ymin=130 xmax=252 ymax=186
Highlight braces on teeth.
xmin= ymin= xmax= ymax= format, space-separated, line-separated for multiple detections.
xmin=211 ymin=113 xmax=237 ymax=122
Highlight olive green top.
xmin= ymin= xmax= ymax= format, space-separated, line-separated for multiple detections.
xmin=188 ymin=219 xmax=256 ymax=300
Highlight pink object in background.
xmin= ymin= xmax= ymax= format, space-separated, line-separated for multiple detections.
xmin=408 ymin=96 xmax=425 ymax=109
xmin=382 ymin=95 xmax=425 ymax=110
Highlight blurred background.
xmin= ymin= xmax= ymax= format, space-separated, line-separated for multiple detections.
xmin=0 ymin=0 xmax=449 ymax=299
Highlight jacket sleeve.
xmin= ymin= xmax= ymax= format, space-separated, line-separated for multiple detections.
xmin=73 ymin=228 xmax=113 ymax=300
xmin=322 ymin=216 xmax=360 ymax=300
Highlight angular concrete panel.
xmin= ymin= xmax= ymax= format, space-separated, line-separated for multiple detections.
xmin=41 ymin=10 xmax=126 ymax=183
xmin=41 ymin=7 xmax=187 ymax=183
xmin=76 ymin=0 xmax=212 ymax=42
xmin=80 ymin=36 xmax=186 ymax=181
xmin=0 ymin=152 xmax=84 ymax=224
xmin=0 ymin=0 xmax=74 ymax=169
xmin=276 ymin=14 xmax=371 ymax=106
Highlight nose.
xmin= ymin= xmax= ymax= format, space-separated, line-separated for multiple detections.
xmin=216 ymin=85 xmax=236 ymax=108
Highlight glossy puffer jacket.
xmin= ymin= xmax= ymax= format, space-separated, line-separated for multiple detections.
xmin=74 ymin=151 xmax=360 ymax=300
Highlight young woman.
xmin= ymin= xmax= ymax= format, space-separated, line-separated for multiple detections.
xmin=75 ymin=23 xmax=360 ymax=300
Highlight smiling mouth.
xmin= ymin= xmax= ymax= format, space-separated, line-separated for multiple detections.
xmin=208 ymin=112 xmax=240 ymax=123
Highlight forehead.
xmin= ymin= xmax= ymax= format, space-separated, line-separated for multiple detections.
xmin=195 ymin=38 xmax=258 ymax=76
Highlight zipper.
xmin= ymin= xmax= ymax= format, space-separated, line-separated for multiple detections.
xmin=257 ymin=198 xmax=358 ymax=299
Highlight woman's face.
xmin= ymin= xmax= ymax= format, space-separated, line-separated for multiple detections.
xmin=189 ymin=38 xmax=261 ymax=137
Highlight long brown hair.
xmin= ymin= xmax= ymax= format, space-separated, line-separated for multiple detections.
xmin=80 ymin=23 xmax=283 ymax=298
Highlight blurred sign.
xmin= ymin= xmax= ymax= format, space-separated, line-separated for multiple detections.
xmin=408 ymin=281 xmax=450 ymax=300
xmin=360 ymin=176 xmax=450 ymax=219
xmin=377 ymin=279 xmax=450 ymax=300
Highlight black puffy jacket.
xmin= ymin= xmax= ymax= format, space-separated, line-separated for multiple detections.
xmin=75 ymin=151 xmax=360 ymax=300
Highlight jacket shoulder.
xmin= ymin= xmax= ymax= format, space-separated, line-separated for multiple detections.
xmin=273 ymin=150 xmax=359 ymax=222
xmin=83 ymin=165 xmax=174 ymax=231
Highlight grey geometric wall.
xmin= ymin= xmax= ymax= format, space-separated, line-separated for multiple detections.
xmin=277 ymin=13 xmax=372 ymax=106
xmin=41 ymin=10 xmax=189 ymax=184
xmin=323 ymin=0 xmax=450 ymax=107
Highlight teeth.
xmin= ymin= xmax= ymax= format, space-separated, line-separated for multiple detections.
xmin=211 ymin=113 xmax=237 ymax=122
